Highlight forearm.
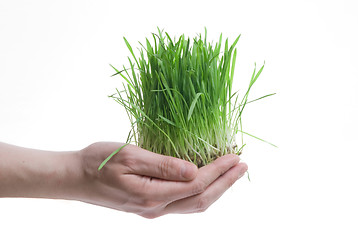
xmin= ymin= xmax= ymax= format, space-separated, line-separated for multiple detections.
xmin=0 ymin=142 xmax=83 ymax=200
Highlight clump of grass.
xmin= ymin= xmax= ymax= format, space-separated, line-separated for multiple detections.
xmin=99 ymin=28 xmax=274 ymax=170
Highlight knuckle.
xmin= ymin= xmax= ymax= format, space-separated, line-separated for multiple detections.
xmin=141 ymin=199 xmax=161 ymax=209
xmin=226 ymin=173 xmax=239 ymax=189
xmin=120 ymin=155 xmax=136 ymax=171
xmin=192 ymin=180 xmax=207 ymax=195
xmin=132 ymin=183 xmax=151 ymax=200
xmin=158 ymin=158 xmax=172 ymax=178
xmin=196 ymin=195 xmax=210 ymax=213
xmin=140 ymin=212 xmax=160 ymax=219
xmin=135 ymin=189 xmax=162 ymax=209
xmin=210 ymin=160 xmax=226 ymax=176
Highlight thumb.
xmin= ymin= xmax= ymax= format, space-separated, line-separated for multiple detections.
xmin=128 ymin=149 xmax=198 ymax=181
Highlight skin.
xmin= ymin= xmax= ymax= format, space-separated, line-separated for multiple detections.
xmin=0 ymin=141 xmax=248 ymax=219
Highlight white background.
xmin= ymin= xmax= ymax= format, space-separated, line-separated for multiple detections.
xmin=1 ymin=0 xmax=357 ymax=239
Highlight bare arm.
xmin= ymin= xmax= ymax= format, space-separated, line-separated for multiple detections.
xmin=0 ymin=142 xmax=82 ymax=199
xmin=0 ymin=142 xmax=248 ymax=218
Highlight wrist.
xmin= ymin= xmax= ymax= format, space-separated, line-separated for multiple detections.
xmin=48 ymin=150 xmax=85 ymax=200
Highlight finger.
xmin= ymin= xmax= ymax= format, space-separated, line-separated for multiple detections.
xmin=126 ymin=154 xmax=242 ymax=202
xmin=122 ymin=146 xmax=198 ymax=181
xmin=164 ymin=162 xmax=248 ymax=214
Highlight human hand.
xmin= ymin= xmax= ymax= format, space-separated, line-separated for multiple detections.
xmin=77 ymin=142 xmax=248 ymax=218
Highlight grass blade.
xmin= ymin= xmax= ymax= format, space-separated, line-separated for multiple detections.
xmin=98 ymin=143 xmax=129 ymax=170
xmin=237 ymin=130 xmax=278 ymax=148
xmin=246 ymin=93 xmax=276 ymax=104
xmin=187 ymin=92 xmax=203 ymax=121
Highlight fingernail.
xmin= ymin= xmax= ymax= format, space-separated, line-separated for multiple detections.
xmin=181 ymin=164 xmax=197 ymax=179
xmin=180 ymin=165 xmax=189 ymax=179
xmin=239 ymin=163 xmax=248 ymax=176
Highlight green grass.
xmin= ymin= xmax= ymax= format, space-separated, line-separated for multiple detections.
xmin=99 ymin=28 xmax=274 ymax=170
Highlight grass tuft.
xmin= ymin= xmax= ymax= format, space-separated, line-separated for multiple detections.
xmin=99 ymin=28 xmax=274 ymax=170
